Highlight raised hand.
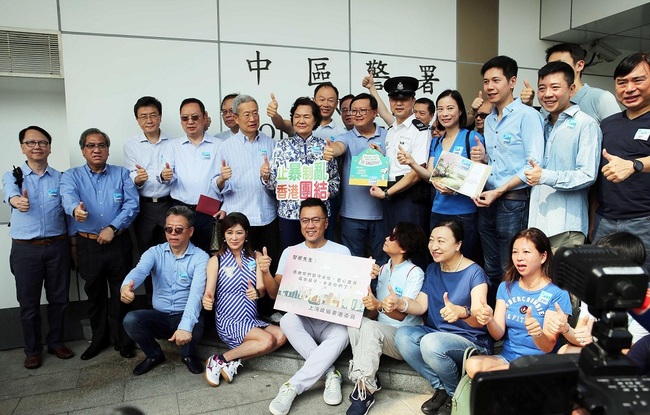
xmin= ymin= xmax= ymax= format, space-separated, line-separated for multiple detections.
xmin=470 ymin=91 xmax=484 ymax=113
xmin=525 ymin=307 xmax=543 ymax=338
xmin=120 ymin=280 xmax=135 ymax=304
xmin=545 ymin=302 xmax=569 ymax=335
xmin=396 ymin=144 xmax=415 ymax=166
xmin=161 ymin=162 xmax=173 ymax=181
xmin=520 ymin=79 xmax=535 ymax=106
xmin=323 ymin=138 xmax=334 ymax=161
xmin=382 ymin=285 xmax=399 ymax=313
xmin=470 ymin=136 xmax=486 ymax=163
xmin=74 ymin=201 xmax=88 ymax=222
xmin=524 ymin=159 xmax=543 ymax=186
xmin=255 ymin=246 xmax=271 ymax=273
xmin=440 ymin=292 xmax=462 ymax=323
xmin=260 ymin=154 xmax=270 ymax=181
xmin=475 ymin=297 xmax=493 ymax=325
xmin=602 ymin=149 xmax=635 ymax=183
xmin=220 ymin=159 xmax=232 ymax=182
xmin=134 ymin=163 xmax=148 ymax=185
xmin=362 ymin=286 xmax=380 ymax=311
xmin=267 ymin=92 xmax=279 ymax=118
xmin=362 ymin=71 xmax=376 ymax=91
xmin=573 ymin=315 xmax=594 ymax=346
xmin=369 ymin=256 xmax=380 ymax=279
xmin=202 ymin=290 xmax=215 ymax=310
xmin=245 ymin=279 xmax=258 ymax=301
xmin=12 ymin=189 xmax=30 ymax=212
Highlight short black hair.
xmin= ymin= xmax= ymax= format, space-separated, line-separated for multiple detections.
xmin=134 ymin=96 xmax=162 ymax=118
xmin=339 ymin=94 xmax=355 ymax=108
xmin=179 ymin=98 xmax=206 ymax=115
xmin=299 ymin=197 xmax=327 ymax=218
xmin=595 ymin=232 xmax=647 ymax=266
xmin=351 ymin=93 xmax=378 ymax=110
xmin=432 ymin=219 xmax=464 ymax=243
xmin=481 ymin=55 xmax=518 ymax=80
xmin=79 ymin=128 xmax=110 ymax=149
xmin=613 ymin=52 xmax=650 ymax=79
xmin=544 ymin=43 xmax=586 ymax=64
xmin=19 ymin=125 xmax=52 ymax=144
xmin=538 ymin=61 xmax=575 ymax=87
xmin=391 ymin=222 xmax=426 ymax=261
xmin=435 ymin=90 xmax=467 ymax=129
xmin=313 ymin=82 xmax=339 ymax=100
xmin=415 ymin=97 xmax=435 ymax=116
xmin=166 ymin=205 xmax=195 ymax=227
xmin=221 ymin=93 xmax=239 ymax=108
xmin=290 ymin=97 xmax=323 ymax=131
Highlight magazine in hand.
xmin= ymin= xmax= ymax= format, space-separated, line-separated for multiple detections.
xmin=431 ymin=151 xmax=491 ymax=198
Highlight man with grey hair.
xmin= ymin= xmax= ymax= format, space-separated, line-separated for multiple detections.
xmin=60 ymin=128 xmax=140 ymax=360
xmin=214 ymin=93 xmax=240 ymax=141
xmin=212 ymin=94 xmax=280 ymax=272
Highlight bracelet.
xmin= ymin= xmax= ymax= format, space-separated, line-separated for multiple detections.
xmin=254 ymin=288 xmax=261 ymax=299
xmin=399 ymin=299 xmax=409 ymax=313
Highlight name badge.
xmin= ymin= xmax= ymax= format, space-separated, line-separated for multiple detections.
xmin=178 ymin=272 xmax=189 ymax=283
xmin=247 ymin=260 xmax=257 ymax=271
xmin=113 ymin=193 xmax=123 ymax=203
xmin=201 ymin=151 xmax=211 ymax=160
xmin=394 ymin=286 xmax=404 ymax=296
xmin=538 ymin=290 xmax=553 ymax=306
xmin=259 ymin=148 xmax=267 ymax=156
xmin=452 ymin=146 xmax=463 ymax=155
xmin=47 ymin=188 xmax=58 ymax=198
xmin=634 ymin=129 xmax=650 ymax=141
xmin=567 ymin=119 xmax=577 ymax=129
xmin=311 ymin=146 xmax=322 ymax=154
xmin=503 ymin=134 xmax=513 ymax=145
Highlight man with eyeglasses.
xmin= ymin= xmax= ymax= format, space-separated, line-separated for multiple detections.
xmin=160 ymin=97 xmax=221 ymax=253
xmin=123 ymin=96 xmax=173 ymax=303
xmin=120 ymin=205 xmax=208 ymax=376
xmin=214 ymin=93 xmax=240 ymax=141
xmin=264 ymin=198 xmax=351 ymax=415
xmin=324 ymin=93 xmax=388 ymax=265
xmin=339 ymin=94 xmax=355 ymax=131
xmin=60 ymin=128 xmax=140 ymax=360
xmin=3 ymin=126 xmax=74 ymax=369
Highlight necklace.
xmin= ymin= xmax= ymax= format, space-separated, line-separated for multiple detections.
xmin=521 ymin=277 xmax=545 ymax=291
xmin=443 ymin=254 xmax=464 ymax=272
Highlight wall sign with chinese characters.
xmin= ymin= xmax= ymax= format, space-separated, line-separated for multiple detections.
xmin=274 ymin=247 xmax=374 ymax=328
xmin=275 ymin=160 xmax=330 ymax=201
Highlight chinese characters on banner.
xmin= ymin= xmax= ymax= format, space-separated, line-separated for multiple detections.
xmin=276 ymin=160 xmax=330 ymax=201
xmin=274 ymin=247 xmax=374 ymax=328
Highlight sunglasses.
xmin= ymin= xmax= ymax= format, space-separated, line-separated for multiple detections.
xmin=180 ymin=114 xmax=202 ymax=122
xmin=475 ymin=112 xmax=490 ymax=119
xmin=164 ymin=226 xmax=187 ymax=235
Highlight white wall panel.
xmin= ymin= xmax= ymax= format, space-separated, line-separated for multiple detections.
xmin=60 ymin=0 xmax=218 ymax=40
xmin=219 ymin=0 xmax=349 ymax=50
xmin=498 ymin=0 xmax=551 ymax=71
xmin=351 ymin=0 xmax=455 ymax=60
xmin=0 ymin=0 xmax=59 ymax=32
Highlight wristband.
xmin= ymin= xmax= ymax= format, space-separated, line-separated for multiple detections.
xmin=399 ymin=300 xmax=409 ymax=313
xmin=108 ymin=225 xmax=118 ymax=233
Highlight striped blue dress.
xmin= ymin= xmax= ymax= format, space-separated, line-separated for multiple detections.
xmin=215 ymin=249 xmax=269 ymax=348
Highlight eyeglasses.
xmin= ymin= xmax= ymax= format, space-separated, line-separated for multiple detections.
xmin=138 ymin=113 xmax=160 ymax=121
xmin=221 ymin=109 xmax=234 ymax=116
xmin=240 ymin=111 xmax=259 ymax=119
xmin=341 ymin=108 xmax=352 ymax=114
xmin=299 ymin=217 xmax=325 ymax=225
xmin=475 ymin=112 xmax=489 ymax=119
xmin=84 ymin=143 xmax=108 ymax=150
xmin=164 ymin=226 xmax=187 ymax=235
xmin=350 ymin=109 xmax=370 ymax=116
xmin=180 ymin=114 xmax=202 ymax=122
xmin=22 ymin=140 xmax=50 ymax=148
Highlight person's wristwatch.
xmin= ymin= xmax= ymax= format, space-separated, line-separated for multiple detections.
xmin=108 ymin=225 xmax=118 ymax=233
xmin=633 ymin=159 xmax=644 ymax=174
xmin=383 ymin=189 xmax=391 ymax=200
xmin=460 ymin=306 xmax=472 ymax=320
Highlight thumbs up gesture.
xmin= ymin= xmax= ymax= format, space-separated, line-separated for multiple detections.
xmin=362 ymin=71 xmax=376 ymax=91
xmin=476 ymin=297 xmax=493 ymax=325
xmin=520 ymin=79 xmax=535 ymax=106
xmin=382 ymin=284 xmax=400 ymax=313
xmin=439 ymin=292 xmax=462 ymax=323
xmin=573 ymin=315 xmax=594 ymax=346
xmin=525 ymin=306 xmax=543 ymax=338
xmin=120 ymin=280 xmax=135 ymax=304
xmin=323 ymin=138 xmax=335 ymax=161
xmin=525 ymin=158 xmax=543 ymax=186
xmin=160 ymin=162 xmax=173 ymax=181
xmin=260 ymin=154 xmax=271 ymax=181
xmin=202 ymin=289 xmax=215 ymax=310
xmin=220 ymin=159 xmax=232 ymax=181
xmin=11 ymin=189 xmax=30 ymax=212
xmin=255 ymin=247 xmax=271 ymax=273
xmin=396 ymin=144 xmax=415 ymax=166
xmin=74 ymin=201 xmax=88 ymax=222
xmin=470 ymin=91 xmax=484 ymax=114
xmin=362 ymin=286 xmax=380 ymax=311
xmin=267 ymin=92 xmax=279 ymax=118
xmin=470 ymin=136 xmax=486 ymax=164
xmin=601 ymin=149 xmax=636 ymax=183
xmin=245 ymin=278 xmax=259 ymax=301
xmin=134 ymin=163 xmax=148 ymax=185
xmin=545 ymin=302 xmax=569 ymax=335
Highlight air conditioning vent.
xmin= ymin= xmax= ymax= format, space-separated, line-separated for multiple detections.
xmin=0 ymin=29 xmax=61 ymax=77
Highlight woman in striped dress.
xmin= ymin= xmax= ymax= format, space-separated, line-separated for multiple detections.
xmin=202 ymin=212 xmax=286 ymax=386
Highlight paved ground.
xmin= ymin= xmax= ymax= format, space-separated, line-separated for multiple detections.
xmin=0 ymin=340 xmax=430 ymax=415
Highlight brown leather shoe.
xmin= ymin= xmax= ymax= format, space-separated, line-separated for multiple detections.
xmin=24 ymin=354 xmax=42 ymax=369
xmin=48 ymin=345 xmax=75 ymax=359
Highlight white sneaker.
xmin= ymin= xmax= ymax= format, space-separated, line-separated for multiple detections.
xmin=269 ymin=382 xmax=298 ymax=415
xmin=323 ymin=370 xmax=343 ymax=405
xmin=220 ymin=358 xmax=242 ymax=383
xmin=204 ymin=355 xmax=222 ymax=387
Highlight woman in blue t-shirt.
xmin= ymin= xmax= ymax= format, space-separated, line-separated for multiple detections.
xmin=465 ymin=228 xmax=572 ymax=378
xmin=397 ymin=89 xmax=485 ymax=263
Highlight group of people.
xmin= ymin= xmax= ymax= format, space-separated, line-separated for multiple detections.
xmin=4 ymin=43 xmax=650 ymax=415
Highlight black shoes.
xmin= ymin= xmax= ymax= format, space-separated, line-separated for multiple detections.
xmin=119 ymin=347 xmax=136 ymax=359
xmin=133 ymin=355 xmax=166 ymax=376
xmin=421 ymin=389 xmax=450 ymax=414
xmin=181 ymin=356 xmax=204 ymax=374
xmin=80 ymin=341 xmax=110 ymax=360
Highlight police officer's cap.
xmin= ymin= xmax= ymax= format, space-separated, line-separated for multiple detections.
xmin=384 ymin=76 xmax=418 ymax=98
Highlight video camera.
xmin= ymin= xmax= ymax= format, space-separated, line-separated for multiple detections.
xmin=471 ymin=245 xmax=649 ymax=415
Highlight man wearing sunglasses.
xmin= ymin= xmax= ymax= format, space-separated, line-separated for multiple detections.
xmin=120 ymin=205 xmax=208 ymax=376
xmin=60 ymin=128 xmax=140 ymax=361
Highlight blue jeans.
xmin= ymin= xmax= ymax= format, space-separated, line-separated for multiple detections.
xmin=478 ymin=199 xmax=529 ymax=304
xmin=593 ymin=214 xmax=650 ymax=273
xmin=430 ymin=212 xmax=481 ymax=265
xmin=123 ymin=309 xmax=204 ymax=358
xmin=394 ymin=325 xmax=489 ymax=396
xmin=340 ymin=217 xmax=388 ymax=265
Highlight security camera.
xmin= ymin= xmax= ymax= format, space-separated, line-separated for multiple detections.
xmin=588 ymin=40 xmax=621 ymax=62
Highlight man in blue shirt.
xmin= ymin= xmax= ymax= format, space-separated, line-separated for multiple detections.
xmin=60 ymin=128 xmax=140 ymax=360
xmin=120 ymin=206 xmax=208 ymax=375
xmin=3 ymin=126 xmax=74 ymax=369
xmin=471 ymin=56 xmax=544 ymax=305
